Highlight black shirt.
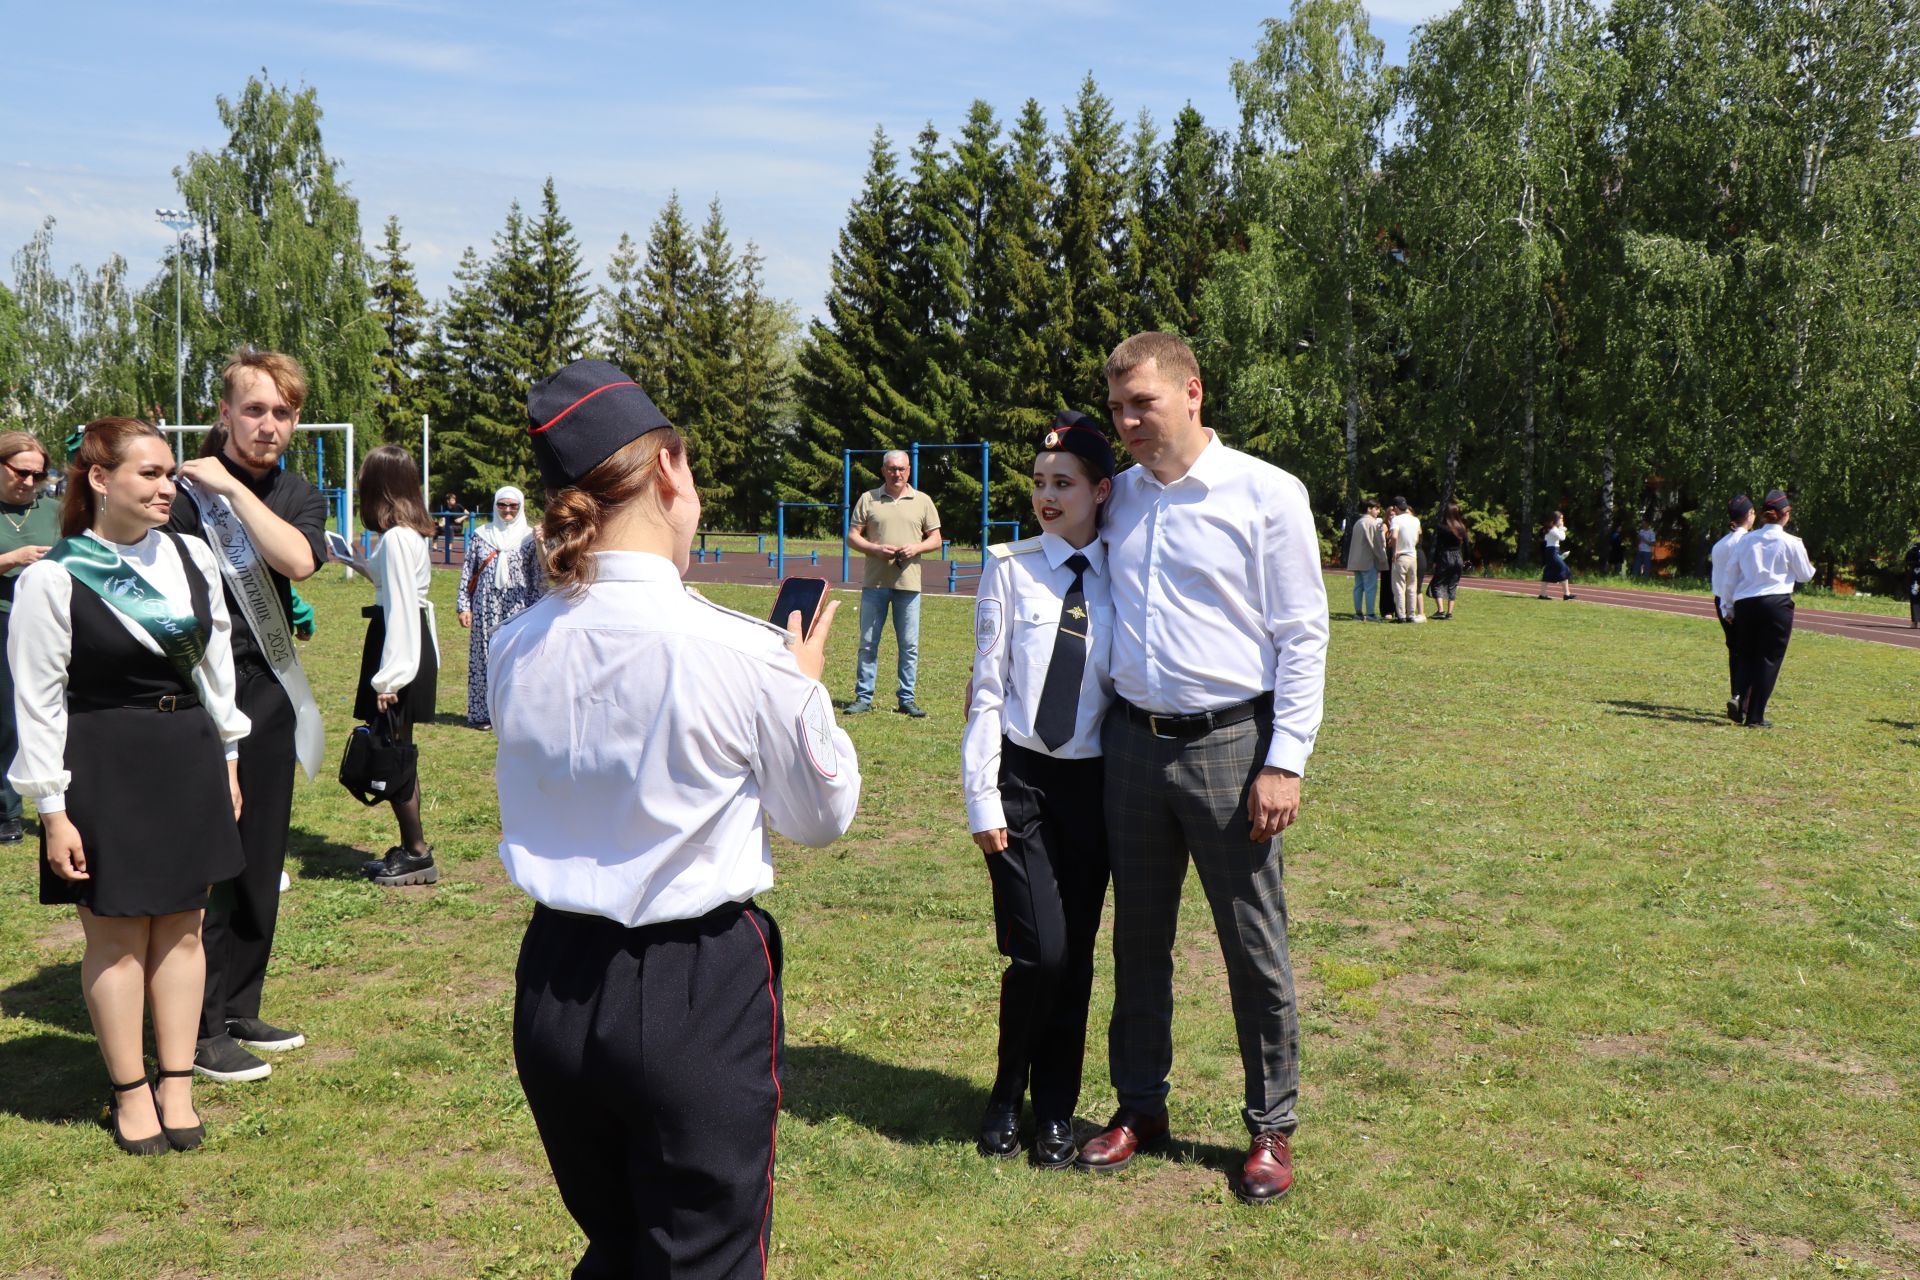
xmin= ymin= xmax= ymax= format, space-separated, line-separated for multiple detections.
xmin=166 ymin=452 xmax=329 ymax=678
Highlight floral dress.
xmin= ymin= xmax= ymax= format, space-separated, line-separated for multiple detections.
xmin=456 ymin=536 xmax=544 ymax=726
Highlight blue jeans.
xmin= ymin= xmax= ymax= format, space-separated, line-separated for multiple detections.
xmin=855 ymin=588 xmax=921 ymax=706
xmin=1350 ymin=569 xmax=1379 ymax=618
xmin=1633 ymin=550 xmax=1652 ymax=576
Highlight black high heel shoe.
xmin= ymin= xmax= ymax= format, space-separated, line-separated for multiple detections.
xmin=154 ymin=1067 xmax=206 ymax=1151
xmin=109 ymin=1077 xmax=169 ymax=1157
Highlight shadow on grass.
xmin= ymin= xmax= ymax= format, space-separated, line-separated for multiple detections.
xmin=1600 ymin=699 xmax=1727 ymax=726
xmin=0 ymin=1030 xmax=106 ymax=1123
xmin=779 ymin=1044 xmax=1244 ymax=1171
xmin=287 ymin=825 xmax=375 ymax=881
xmin=1869 ymin=718 xmax=1920 ymax=748
xmin=0 ymin=959 xmax=90 ymax=1037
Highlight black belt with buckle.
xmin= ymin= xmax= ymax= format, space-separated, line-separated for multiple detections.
xmin=1123 ymin=692 xmax=1273 ymax=740
xmin=72 ymin=691 xmax=202 ymax=713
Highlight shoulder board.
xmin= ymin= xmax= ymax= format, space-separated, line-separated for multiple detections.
xmin=987 ymin=537 xmax=1044 ymax=560
xmin=685 ymin=586 xmax=790 ymax=638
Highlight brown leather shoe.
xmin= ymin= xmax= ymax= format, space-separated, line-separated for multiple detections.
xmin=1074 ymin=1108 xmax=1170 ymax=1173
xmin=1235 ymin=1130 xmax=1293 ymax=1205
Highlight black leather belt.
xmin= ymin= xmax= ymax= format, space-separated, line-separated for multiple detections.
xmin=1122 ymin=692 xmax=1272 ymax=740
xmin=72 ymin=691 xmax=202 ymax=713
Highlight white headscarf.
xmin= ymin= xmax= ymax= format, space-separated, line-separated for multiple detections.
xmin=476 ymin=485 xmax=531 ymax=588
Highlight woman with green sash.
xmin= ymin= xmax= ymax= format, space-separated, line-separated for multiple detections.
xmin=7 ymin=417 xmax=248 ymax=1155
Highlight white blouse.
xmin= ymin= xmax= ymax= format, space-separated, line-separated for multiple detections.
xmin=368 ymin=527 xmax=439 ymax=694
xmin=8 ymin=529 xmax=251 ymax=814
xmin=962 ymin=533 xmax=1114 ymax=833
xmin=490 ymin=551 xmax=862 ymax=927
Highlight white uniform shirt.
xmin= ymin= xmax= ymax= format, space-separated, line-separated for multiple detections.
xmin=368 ymin=527 xmax=438 ymax=694
xmin=1721 ymin=521 xmax=1814 ymax=618
xmin=1708 ymin=527 xmax=1748 ymax=605
xmin=962 ymin=532 xmax=1115 ymax=833
xmin=8 ymin=529 xmax=251 ymax=814
xmin=1544 ymin=525 xmax=1569 ymax=551
xmin=489 ymin=551 xmax=861 ymax=927
xmin=1104 ymin=432 xmax=1329 ymax=776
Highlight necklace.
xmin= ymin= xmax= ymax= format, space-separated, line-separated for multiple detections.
xmin=1 ymin=508 xmax=26 ymax=535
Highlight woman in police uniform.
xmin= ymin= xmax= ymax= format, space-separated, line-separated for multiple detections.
xmin=491 ymin=359 xmax=861 ymax=1280
xmin=962 ymin=410 xmax=1115 ymax=1169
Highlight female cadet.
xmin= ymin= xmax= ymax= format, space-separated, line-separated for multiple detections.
xmin=1538 ymin=510 xmax=1575 ymax=600
xmin=455 ymin=485 xmax=543 ymax=729
xmin=492 ymin=359 xmax=860 ymax=1280
xmin=1721 ymin=489 xmax=1814 ymax=728
xmin=9 ymin=417 xmax=248 ymax=1154
xmin=962 ymin=410 xmax=1115 ymax=1169
xmin=352 ymin=446 xmax=440 ymax=887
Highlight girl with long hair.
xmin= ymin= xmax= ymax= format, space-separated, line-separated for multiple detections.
xmin=1427 ymin=502 xmax=1470 ymax=620
xmin=1538 ymin=510 xmax=1575 ymax=600
xmin=8 ymin=417 xmax=248 ymax=1154
xmin=352 ymin=446 xmax=440 ymax=886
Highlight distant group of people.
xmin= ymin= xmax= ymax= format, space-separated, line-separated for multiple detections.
xmin=1342 ymin=496 xmax=1471 ymax=622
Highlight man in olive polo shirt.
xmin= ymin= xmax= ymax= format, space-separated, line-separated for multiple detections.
xmin=0 ymin=429 xmax=60 ymax=843
xmin=844 ymin=450 xmax=942 ymax=717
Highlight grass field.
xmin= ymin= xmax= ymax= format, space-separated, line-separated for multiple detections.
xmin=3 ymin=569 xmax=1919 ymax=1278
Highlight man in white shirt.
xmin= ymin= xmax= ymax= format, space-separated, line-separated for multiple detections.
xmin=1074 ymin=332 xmax=1328 ymax=1206
xmin=1721 ymin=489 xmax=1815 ymax=728
xmin=1708 ymin=495 xmax=1756 ymax=721
xmin=1387 ymin=497 xmax=1423 ymax=623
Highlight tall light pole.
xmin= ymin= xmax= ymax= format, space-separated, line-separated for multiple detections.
xmin=154 ymin=209 xmax=193 ymax=428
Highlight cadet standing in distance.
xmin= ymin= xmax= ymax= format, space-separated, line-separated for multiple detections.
xmin=1721 ymin=489 xmax=1814 ymax=729
xmin=493 ymin=359 xmax=861 ymax=1280
xmin=962 ymin=411 xmax=1116 ymax=1170
xmin=1708 ymin=495 xmax=1756 ymax=722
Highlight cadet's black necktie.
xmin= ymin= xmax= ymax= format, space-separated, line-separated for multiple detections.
xmin=1034 ymin=554 xmax=1090 ymax=751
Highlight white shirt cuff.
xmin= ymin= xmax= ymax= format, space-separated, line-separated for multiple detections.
xmin=34 ymin=793 xmax=66 ymax=815
xmin=1263 ymin=736 xmax=1309 ymax=775
xmin=966 ymin=794 xmax=1007 ymax=835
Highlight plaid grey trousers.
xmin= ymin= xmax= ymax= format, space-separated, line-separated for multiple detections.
xmin=1101 ymin=706 xmax=1299 ymax=1135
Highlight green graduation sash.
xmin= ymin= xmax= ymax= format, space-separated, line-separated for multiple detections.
xmin=49 ymin=535 xmax=206 ymax=679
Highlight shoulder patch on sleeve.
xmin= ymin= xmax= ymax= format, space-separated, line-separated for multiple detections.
xmin=801 ymin=686 xmax=838 ymax=778
xmin=987 ymin=537 xmax=1043 ymax=560
xmin=975 ymin=597 xmax=1003 ymax=655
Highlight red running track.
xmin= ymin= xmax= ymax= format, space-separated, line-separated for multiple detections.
xmin=1451 ymin=575 xmax=1920 ymax=651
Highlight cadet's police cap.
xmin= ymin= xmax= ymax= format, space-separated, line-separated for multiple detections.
xmin=1763 ymin=489 xmax=1791 ymax=513
xmin=1728 ymin=494 xmax=1753 ymax=520
xmin=527 ymin=359 xmax=673 ymax=490
xmin=1036 ymin=410 xmax=1116 ymax=479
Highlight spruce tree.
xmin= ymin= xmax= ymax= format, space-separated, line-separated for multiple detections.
xmin=684 ymin=197 xmax=743 ymax=513
xmin=369 ymin=215 xmax=430 ymax=446
xmin=598 ymin=232 xmax=647 ymax=377
xmin=728 ymin=242 xmax=799 ymax=531
xmin=1053 ymin=74 xmax=1131 ymax=401
xmin=632 ymin=192 xmax=698 ymax=423
xmin=526 ymin=178 xmax=592 ymax=377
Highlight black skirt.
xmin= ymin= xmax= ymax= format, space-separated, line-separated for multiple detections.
xmin=353 ymin=605 xmax=439 ymax=729
xmin=41 ymin=704 xmax=245 ymax=916
xmin=1541 ymin=546 xmax=1572 ymax=583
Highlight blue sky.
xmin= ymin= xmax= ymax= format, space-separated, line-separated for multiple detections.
xmin=1 ymin=0 xmax=1456 ymax=318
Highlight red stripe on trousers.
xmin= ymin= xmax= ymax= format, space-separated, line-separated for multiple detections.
xmin=746 ymin=910 xmax=780 ymax=1277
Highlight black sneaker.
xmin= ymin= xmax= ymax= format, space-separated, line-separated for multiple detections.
xmin=194 ymin=1033 xmax=272 ymax=1082
xmin=365 ymin=846 xmax=438 ymax=887
xmin=227 ymin=1017 xmax=305 ymax=1052
xmin=1726 ymin=699 xmax=1742 ymax=723
xmin=896 ymin=701 xmax=928 ymax=718
xmin=0 ymin=818 xmax=20 ymax=843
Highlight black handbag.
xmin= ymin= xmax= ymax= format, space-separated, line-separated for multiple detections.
xmin=338 ymin=708 xmax=418 ymax=807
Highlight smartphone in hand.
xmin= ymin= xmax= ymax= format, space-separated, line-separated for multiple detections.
xmin=770 ymin=576 xmax=829 ymax=639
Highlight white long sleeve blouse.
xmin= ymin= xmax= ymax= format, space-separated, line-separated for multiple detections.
xmin=368 ymin=527 xmax=438 ymax=693
xmin=7 ymin=529 xmax=251 ymax=814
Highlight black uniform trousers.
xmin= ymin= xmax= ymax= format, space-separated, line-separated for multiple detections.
xmin=984 ymin=740 xmax=1109 ymax=1122
xmin=514 ymin=901 xmax=784 ymax=1280
xmin=201 ymin=668 xmax=298 ymax=1039
xmin=1103 ymin=706 xmax=1300 ymax=1136
xmin=1733 ymin=594 xmax=1795 ymax=725
xmin=1712 ymin=597 xmax=1738 ymax=699
xmin=0 ymin=613 xmax=18 ymax=820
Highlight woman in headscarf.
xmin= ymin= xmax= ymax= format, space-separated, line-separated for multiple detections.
xmin=455 ymin=485 xmax=544 ymax=729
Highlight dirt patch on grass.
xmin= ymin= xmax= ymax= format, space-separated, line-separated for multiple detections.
xmin=1730 ymin=1229 xmax=1911 ymax=1276
xmin=34 ymin=915 xmax=82 ymax=954
xmin=1737 ymin=1036 xmax=1901 ymax=1100
xmin=1580 ymin=1032 xmax=1666 ymax=1060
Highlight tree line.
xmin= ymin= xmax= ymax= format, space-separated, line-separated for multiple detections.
xmin=4 ymin=0 xmax=1917 ymax=572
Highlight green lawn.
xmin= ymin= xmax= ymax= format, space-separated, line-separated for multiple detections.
xmin=2 ymin=572 xmax=1918 ymax=1278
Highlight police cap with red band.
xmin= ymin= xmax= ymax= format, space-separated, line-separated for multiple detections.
xmin=527 ymin=359 xmax=673 ymax=489
xmin=1035 ymin=409 xmax=1116 ymax=479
